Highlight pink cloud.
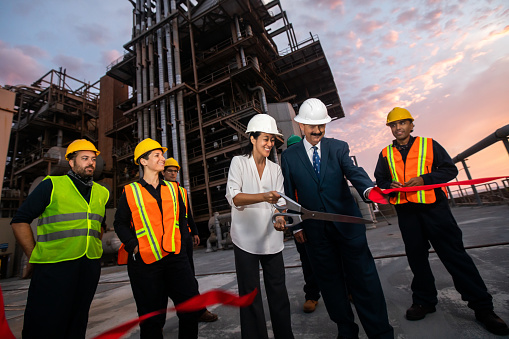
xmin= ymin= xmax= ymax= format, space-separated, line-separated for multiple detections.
xmin=75 ymin=23 xmax=111 ymax=46
xmin=382 ymin=30 xmax=399 ymax=47
xmin=383 ymin=56 xmax=396 ymax=65
xmin=102 ymin=50 xmax=122 ymax=67
xmin=0 ymin=41 xmax=46 ymax=86
xmin=396 ymin=8 xmax=417 ymax=24
xmin=356 ymin=20 xmax=384 ymax=34
xmin=409 ymin=53 xmax=464 ymax=90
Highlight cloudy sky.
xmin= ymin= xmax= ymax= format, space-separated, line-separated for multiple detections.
xmin=1 ymin=0 xmax=508 ymax=186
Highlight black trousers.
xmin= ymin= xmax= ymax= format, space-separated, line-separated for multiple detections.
xmin=304 ymin=222 xmax=393 ymax=339
xmin=396 ymin=198 xmax=493 ymax=310
xmin=22 ymin=256 xmax=101 ymax=339
xmin=127 ymin=244 xmax=203 ymax=339
xmin=294 ymin=237 xmax=320 ymax=301
xmin=233 ymin=245 xmax=294 ymax=339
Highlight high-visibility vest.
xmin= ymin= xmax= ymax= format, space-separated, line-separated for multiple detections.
xmin=382 ymin=137 xmax=444 ymax=205
xmin=124 ymin=180 xmax=181 ymax=264
xmin=178 ymin=185 xmax=192 ymax=233
xmin=30 ymin=175 xmax=109 ymax=263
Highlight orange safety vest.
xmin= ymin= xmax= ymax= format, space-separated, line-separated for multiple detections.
xmin=382 ymin=137 xmax=445 ymax=205
xmin=178 ymin=185 xmax=191 ymax=233
xmin=124 ymin=180 xmax=182 ymax=264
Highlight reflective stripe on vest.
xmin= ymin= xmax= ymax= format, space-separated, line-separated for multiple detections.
xmin=30 ymin=175 xmax=109 ymax=263
xmin=125 ymin=181 xmax=181 ymax=264
xmin=178 ymin=186 xmax=188 ymax=218
xmin=383 ymin=137 xmax=437 ymax=205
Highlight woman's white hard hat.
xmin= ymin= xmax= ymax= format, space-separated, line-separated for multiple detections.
xmin=294 ymin=98 xmax=332 ymax=125
xmin=245 ymin=114 xmax=283 ymax=136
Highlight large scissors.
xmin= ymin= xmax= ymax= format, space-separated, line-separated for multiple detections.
xmin=272 ymin=192 xmax=373 ymax=227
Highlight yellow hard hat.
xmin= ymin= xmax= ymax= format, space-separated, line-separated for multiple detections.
xmin=164 ymin=157 xmax=180 ymax=170
xmin=134 ymin=138 xmax=167 ymax=165
xmin=65 ymin=139 xmax=100 ymax=160
xmin=386 ymin=107 xmax=414 ymax=125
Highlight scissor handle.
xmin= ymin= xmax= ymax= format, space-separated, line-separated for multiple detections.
xmin=272 ymin=212 xmax=303 ymax=227
xmin=273 ymin=192 xmax=301 ymax=212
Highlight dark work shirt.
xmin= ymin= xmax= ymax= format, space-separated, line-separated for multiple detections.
xmin=374 ymin=136 xmax=458 ymax=200
xmin=176 ymin=182 xmax=198 ymax=236
xmin=113 ymin=178 xmax=189 ymax=253
xmin=11 ymin=174 xmax=106 ymax=228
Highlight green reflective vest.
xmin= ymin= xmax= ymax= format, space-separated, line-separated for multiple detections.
xmin=29 ymin=175 xmax=110 ymax=263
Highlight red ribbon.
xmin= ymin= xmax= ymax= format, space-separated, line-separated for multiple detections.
xmin=92 ymin=289 xmax=257 ymax=339
xmin=369 ymin=176 xmax=508 ymax=204
xmin=0 ymin=286 xmax=15 ymax=339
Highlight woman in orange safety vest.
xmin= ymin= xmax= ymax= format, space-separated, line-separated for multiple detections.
xmin=113 ymin=138 xmax=203 ymax=339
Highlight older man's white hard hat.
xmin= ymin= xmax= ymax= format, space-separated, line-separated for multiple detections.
xmin=245 ymin=114 xmax=283 ymax=136
xmin=294 ymin=98 xmax=332 ymax=125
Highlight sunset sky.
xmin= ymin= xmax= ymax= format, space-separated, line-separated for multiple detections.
xmin=1 ymin=0 xmax=508 ymax=187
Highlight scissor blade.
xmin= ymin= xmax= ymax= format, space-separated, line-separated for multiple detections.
xmin=302 ymin=210 xmax=372 ymax=225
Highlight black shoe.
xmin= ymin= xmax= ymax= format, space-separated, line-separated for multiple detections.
xmin=405 ymin=304 xmax=436 ymax=320
xmin=475 ymin=310 xmax=509 ymax=335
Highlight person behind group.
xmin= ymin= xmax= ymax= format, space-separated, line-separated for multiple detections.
xmin=280 ymin=98 xmax=393 ymax=339
xmin=374 ymin=107 xmax=509 ymax=335
xmin=163 ymin=157 xmax=218 ymax=323
xmin=286 ymin=134 xmax=321 ymax=313
xmin=225 ymin=114 xmax=294 ymax=339
xmin=114 ymin=138 xmax=203 ymax=338
xmin=11 ymin=139 xmax=109 ymax=339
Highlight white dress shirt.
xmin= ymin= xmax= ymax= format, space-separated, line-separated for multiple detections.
xmin=225 ymin=155 xmax=285 ymax=255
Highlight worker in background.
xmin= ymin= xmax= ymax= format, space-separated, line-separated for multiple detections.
xmin=280 ymin=98 xmax=393 ymax=339
xmin=163 ymin=157 xmax=218 ymax=322
xmin=114 ymin=138 xmax=203 ymax=338
xmin=286 ymin=134 xmax=321 ymax=313
xmin=10 ymin=139 xmax=109 ymax=339
xmin=374 ymin=107 xmax=509 ymax=336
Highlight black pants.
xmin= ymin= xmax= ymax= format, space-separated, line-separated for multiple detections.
xmin=127 ymin=245 xmax=203 ymax=339
xmin=304 ymin=222 xmax=393 ymax=339
xmin=233 ymin=245 xmax=294 ymax=339
xmin=396 ymin=198 xmax=493 ymax=310
xmin=294 ymin=237 xmax=321 ymax=301
xmin=22 ymin=256 xmax=101 ymax=339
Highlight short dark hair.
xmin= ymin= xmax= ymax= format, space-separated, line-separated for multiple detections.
xmin=242 ymin=132 xmax=261 ymax=157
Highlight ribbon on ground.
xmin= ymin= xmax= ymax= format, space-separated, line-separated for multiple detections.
xmin=0 ymin=286 xmax=16 ymax=339
xmin=92 ymin=288 xmax=257 ymax=339
xmin=368 ymin=176 xmax=508 ymax=204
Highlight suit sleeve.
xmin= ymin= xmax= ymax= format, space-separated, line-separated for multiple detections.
xmin=281 ymin=152 xmax=296 ymax=201
xmin=338 ymin=143 xmax=373 ymax=197
xmin=420 ymin=140 xmax=458 ymax=185
xmin=374 ymin=151 xmax=393 ymax=189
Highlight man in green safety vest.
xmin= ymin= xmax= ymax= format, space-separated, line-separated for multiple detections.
xmin=11 ymin=139 xmax=109 ymax=339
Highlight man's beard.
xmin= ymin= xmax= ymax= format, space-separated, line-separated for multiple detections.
xmin=74 ymin=164 xmax=95 ymax=178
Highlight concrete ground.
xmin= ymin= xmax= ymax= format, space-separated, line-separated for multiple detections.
xmin=2 ymin=204 xmax=509 ymax=338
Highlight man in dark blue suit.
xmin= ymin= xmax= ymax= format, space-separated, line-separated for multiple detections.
xmin=281 ymin=98 xmax=393 ymax=339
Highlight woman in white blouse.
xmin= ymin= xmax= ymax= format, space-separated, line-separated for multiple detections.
xmin=225 ymin=114 xmax=294 ymax=339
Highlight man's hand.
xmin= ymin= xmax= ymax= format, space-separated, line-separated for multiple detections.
xmin=404 ymin=177 xmax=424 ymax=187
xmin=193 ymin=235 xmax=200 ymax=247
xmin=22 ymin=262 xmax=34 ymax=279
xmin=273 ymin=216 xmax=286 ymax=232
xmin=390 ymin=181 xmax=403 ymax=189
xmin=133 ymin=245 xmax=139 ymax=255
xmin=294 ymin=230 xmax=307 ymax=243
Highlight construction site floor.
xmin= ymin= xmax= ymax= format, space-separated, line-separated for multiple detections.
xmin=2 ymin=204 xmax=509 ymax=338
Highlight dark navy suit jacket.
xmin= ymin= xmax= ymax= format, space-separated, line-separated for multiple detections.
xmin=281 ymin=137 xmax=373 ymax=239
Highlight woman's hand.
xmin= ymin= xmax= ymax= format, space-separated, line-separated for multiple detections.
xmin=273 ymin=215 xmax=286 ymax=232
xmin=263 ymin=191 xmax=281 ymax=204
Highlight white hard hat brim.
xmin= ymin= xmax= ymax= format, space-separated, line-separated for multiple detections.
xmin=245 ymin=129 xmax=284 ymax=137
xmin=294 ymin=115 xmax=332 ymax=125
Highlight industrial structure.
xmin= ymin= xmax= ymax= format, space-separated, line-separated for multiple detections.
xmin=1 ymin=69 xmax=104 ymax=218
xmin=103 ymin=0 xmax=343 ymax=232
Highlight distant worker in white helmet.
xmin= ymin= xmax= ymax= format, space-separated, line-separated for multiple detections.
xmin=163 ymin=157 xmax=218 ymax=323
xmin=280 ymin=98 xmax=393 ymax=338
xmin=11 ymin=139 xmax=109 ymax=339
xmin=225 ymin=114 xmax=294 ymax=339
xmin=374 ymin=107 xmax=509 ymax=335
